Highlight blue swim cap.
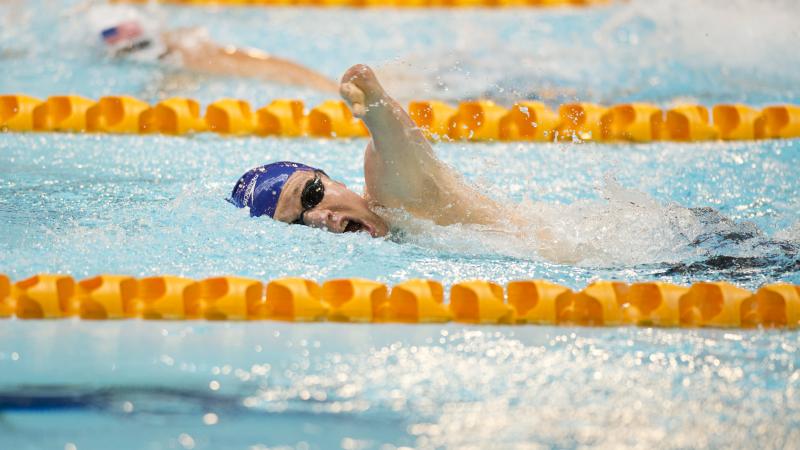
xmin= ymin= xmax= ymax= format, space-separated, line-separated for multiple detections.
xmin=230 ymin=161 xmax=318 ymax=218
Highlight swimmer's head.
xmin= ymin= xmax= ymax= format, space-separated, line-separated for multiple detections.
xmin=230 ymin=162 xmax=389 ymax=238
xmin=88 ymin=5 xmax=166 ymax=61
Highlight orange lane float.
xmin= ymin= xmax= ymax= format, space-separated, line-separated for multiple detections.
xmin=205 ymin=99 xmax=256 ymax=135
xmin=556 ymin=280 xmax=629 ymax=326
xmin=499 ymin=101 xmax=559 ymax=141
xmin=264 ymin=277 xmax=328 ymax=321
xmin=0 ymin=274 xmax=12 ymax=318
xmin=32 ymin=95 xmax=96 ymax=132
xmin=678 ymin=281 xmax=752 ymax=328
xmin=86 ymin=96 xmax=151 ymax=134
xmin=1 ymin=273 xmax=798 ymax=328
xmin=132 ymin=276 xmax=200 ymax=320
xmin=600 ymin=103 xmax=663 ymax=142
xmin=140 ymin=97 xmax=207 ymax=135
xmin=712 ymin=104 xmax=760 ymax=141
xmin=755 ymin=105 xmax=800 ymax=139
xmin=556 ymin=102 xmax=607 ymax=141
xmin=664 ymin=104 xmax=718 ymax=141
xmin=408 ymin=100 xmax=457 ymax=140
xmin=0 ymin=95 xmax=42 ymax=131
xmin=198 ymin=276 xmax=264 ymax=320
xmin=450 ymin=280 xmax=515 ymax=324
xmin=116 ymin=0 xmax=611 ymax=7
xmin=740 ymin=284 xmax=800 ymax=329
xmin=448 ymin=100 xmax=508 ymax=141
xmin=76 ymin=275 xmax=138 ymax=320
xmin=256 ymin=99 xmax=306 ymax=137
xmin=307 ymin=100 xmax=368 ymax=138
xmin=622 ymin=282 xmax=687 ymax=327
xmin=380 ymin=279 xmax=452 ymax=323
xmin=507 ymin=279 xmax=570 ymax=324
xmin=3 ymin=94 xmax=800 ymax=143
xmin=322 ymin=278 xmax=388 ymax=322
xmin=12 ymin=274 xmax=77 ymax=319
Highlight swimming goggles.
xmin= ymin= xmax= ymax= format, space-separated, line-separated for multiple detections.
xmin=292 ymin=171 xmax=325 ymax=225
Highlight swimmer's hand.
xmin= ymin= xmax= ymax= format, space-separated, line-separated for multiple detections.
xmin=340 ymin=64 xmax=386 ymax=119
xmin=340 ymin=81 xmax=367 ymax=118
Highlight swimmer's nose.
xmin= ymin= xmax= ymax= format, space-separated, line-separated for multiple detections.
xmin=305 ymin=209 xmax=337 ymax=231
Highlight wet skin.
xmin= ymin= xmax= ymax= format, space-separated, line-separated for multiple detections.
xmin=272 ymin=170 xmax=389 ymax=237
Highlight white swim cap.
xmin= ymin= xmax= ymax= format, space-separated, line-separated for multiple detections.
xmin=87 ymin=4 xmax=167 ymax=62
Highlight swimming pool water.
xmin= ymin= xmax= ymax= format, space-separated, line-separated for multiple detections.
xmin=1 ymin=0 xmax=799 ymax=448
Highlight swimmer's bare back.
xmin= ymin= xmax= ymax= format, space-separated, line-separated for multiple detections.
xmin=339 ymin=64 xmax=514 ymax=226
xmin=162 ymin=28 xmax=338 ymax=92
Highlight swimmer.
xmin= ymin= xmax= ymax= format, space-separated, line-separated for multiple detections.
xmin=231 ymin=64 xmax=549 ymax=251
xmin=89 ymin=5 xmax=337 ymax=92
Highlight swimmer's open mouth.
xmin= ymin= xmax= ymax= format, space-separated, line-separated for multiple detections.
xmin=343 ymin=219 xmax=364 ymax=233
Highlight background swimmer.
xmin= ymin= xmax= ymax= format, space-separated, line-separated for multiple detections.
xmin=87 ymin=4 xmax=338 ymax=92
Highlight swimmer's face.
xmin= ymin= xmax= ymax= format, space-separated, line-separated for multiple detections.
xmin=273 ymin=170 xmax=389 ymax=238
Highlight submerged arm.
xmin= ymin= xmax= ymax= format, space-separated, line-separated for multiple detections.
xmin=163 ymin=28 xmax=338 ymax=92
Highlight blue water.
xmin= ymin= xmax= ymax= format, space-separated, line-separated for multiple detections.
xmin=1 ymin=0 xmax=800 ymax=448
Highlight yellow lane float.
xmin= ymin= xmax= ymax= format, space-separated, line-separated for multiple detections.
xmin=664 ymin=104 xmax=718 ymax=141
xmin=140 ymin=97 xmax=206 ymax=135
xmin=117 ymin=0 xmax=612 ymax=7
xmin=408 ymin=100 xmax=457 ymax=140
xmin=712 ymin=104 xmax=760 ymax=141
xmin=507 ymin=279 xmax=570 ymax=324
xmin=86 ymin=96 xmax=150 ymax=133
xmin=556 ymin=102 xmax=607 ymax=141
xmin=256 ymin=99 xmax=306 ymax=137
xmin=198 ymin=276 xmax=264 ymax=320
xmin=2 ymin=94 xmax=799 ymax=143
xmin=322 ymin=278 xmax=388 ymax=322
xmin=755 ymin=105 xmax=800 ymax=139
xmin=622 ymin=282 xmax=687 ymax=327
xmin=678 ymin=281 xmax=753 ymax=328
xmin=450 ymin=280 xmax=515 ymax=324
xmin=76 ymin=275 xmax=138 ymax=320
xmin=132 ymin=276 xmax=200 ymax=320
xmin=499 ymin=101 xmax=559 ymax=141
xmin=448 ymin=100 xmax=508 ymax=141
xmin=740 ymin=284 xmax=799 ymax=329
xmin=0 ymin=95 xmax=42 ymax=131
xmin=205 ymin=99 xmax=256 ymax=135
xmin=307 ymin=100 xmax=368 ymax=138
xmin=264 ymin=278 xmax=328 ymax=321
xmin=600 ymin=103 xmax=662 ymax=142
xmin=13 ymin=274 xmax=76 ymax=319
xmin=33 ymin=95 xmax=95 ymax=132
xmin=380 ymin=279 xmax=452 ymax=323
xmin=2 ymin=273 xmax=799 ymax=328
xmin=0 ymin=274 xmax=12 ymax=318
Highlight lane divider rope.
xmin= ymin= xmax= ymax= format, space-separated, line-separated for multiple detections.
xmin=115 ymin=0 xmax=614 ymax=9
xmin=2 ymin=95 xmax=798 ymax=142
xmin=1 ymin=274 xmax=798 ymax=328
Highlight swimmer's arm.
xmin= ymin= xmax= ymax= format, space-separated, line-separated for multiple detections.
xmin=341 ymin=64 xmax=508 ymax=226
xmin=162 ymin=29 xmax=338 ymax=92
